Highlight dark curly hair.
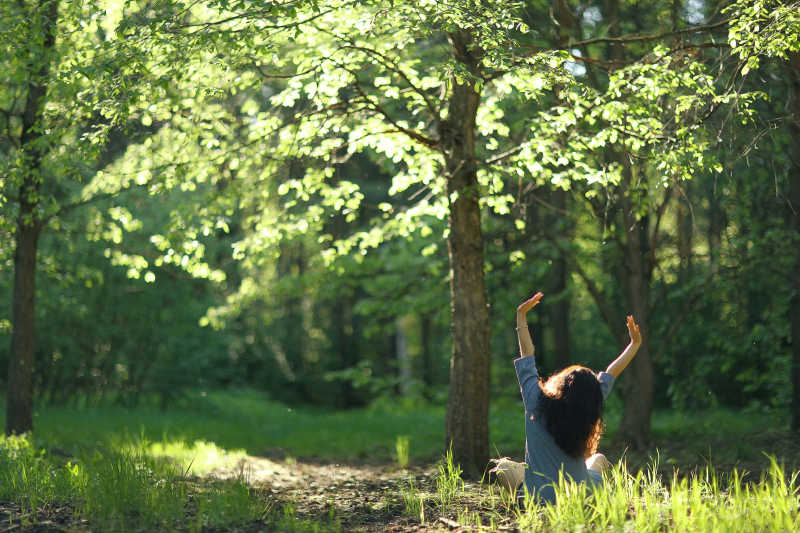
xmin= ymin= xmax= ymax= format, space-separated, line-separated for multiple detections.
xmin=539 ymin=365 xmax=605 ymax=459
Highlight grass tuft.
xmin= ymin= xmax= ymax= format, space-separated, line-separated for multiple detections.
xmin=395 ymin=434 xmax=410 ymax=468
xmin=400 ymin=479 xmax=425 ymax=523
xmin=435 ymin=445 xmax=464 ymax=513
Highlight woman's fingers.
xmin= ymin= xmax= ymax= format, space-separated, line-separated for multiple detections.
xmin=518 ymin=292 xmax=544 ymax=313
xmin=627 ymin=315 xmax=642 ymax=343
xmin=521 ymin=294 xmax=538 ymax=308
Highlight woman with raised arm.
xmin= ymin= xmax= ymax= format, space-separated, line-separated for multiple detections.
xmin=491 ymin=291 xmax=642 ymax=505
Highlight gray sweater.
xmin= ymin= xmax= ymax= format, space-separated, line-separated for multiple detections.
xmin=514 ymin=356 xmax=615 ymax=504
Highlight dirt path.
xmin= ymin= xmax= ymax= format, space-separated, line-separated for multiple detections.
xmin=212 ymin=457 xmax=447 ymax=531
xmin=211 ymin=430 xmax=800 ymax=532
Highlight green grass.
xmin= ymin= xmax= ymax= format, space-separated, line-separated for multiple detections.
xmin=0 ymin=390 xmax=797 ymax=531
xmin=517 ymin=457 xmax=800 ymax=532
xmin=398 ymin=454 xmax=800 ymax=532
xmin=0 ymin=435 xmax=264 ymax=531
xmin=1 ymin=390 xmax=788 ymax=466
xmin=7 ymin=390 xmax=446 ymax=463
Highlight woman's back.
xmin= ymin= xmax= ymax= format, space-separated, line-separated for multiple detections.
xmin=514 ymin=356 xmax=614 ymax=503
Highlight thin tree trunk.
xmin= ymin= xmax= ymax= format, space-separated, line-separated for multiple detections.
xmin=443 ymin=29 xmax=491 ymax=480
xmin=420 ymin=313 xmax=434 ymax=397
xmin=396 ymin=317 xmax=412 ymax=396
xmin=524 ymin=190 xmax=547 ymax=365
xmin=6 ymin=0 xmax=59 ymax=436
xmin=549 ymin=188 xmax=571 ymax=369
xmin=787 ymin=53 xmax=800 ymax=432
xmin=677 ymin=183 xmax=693 ymax=282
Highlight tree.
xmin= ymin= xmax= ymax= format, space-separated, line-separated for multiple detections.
xmin=482 ymin=0 xmax=772 ymax=446
xmin=724 ymin=0 xmax=800 ymax=428
xmin=205 ymin=1 xmax=532 ymax=478
xmin=213 ymin=0 xmax=782 ymax=459
xmin=1 ymin=0 xmax=245 ymax=433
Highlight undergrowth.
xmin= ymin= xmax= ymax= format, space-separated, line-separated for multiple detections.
xmin=398 ymin=454 xmax=800 ymax=532
xmin=0 ymin=435 xmax=263 ymax=531
xmin=0 ymin=392 xmax=797 ymax=531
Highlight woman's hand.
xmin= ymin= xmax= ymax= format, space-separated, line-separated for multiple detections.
xmin=606 ymin=315 xmax=643 ymax=378
xmin=515 ymin=292 xmax=541 ymax=357
xmin=517 ymin=292 xmax=543 ymax=316
xmin=626 ymin=315 xmax=642 ymax=347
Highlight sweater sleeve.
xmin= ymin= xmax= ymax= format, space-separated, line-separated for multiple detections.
xmin=514 ymin=357 xmax=541 ymax=411
xmin=597 ymin=371 xmax=615 ymax=399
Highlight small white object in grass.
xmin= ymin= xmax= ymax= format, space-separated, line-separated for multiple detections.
xmin=489 ymin=457 xmax=526 ymax=493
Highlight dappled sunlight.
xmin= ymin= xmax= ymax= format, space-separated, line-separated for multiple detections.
xmin=136 ymin=439 xmax=248 ymax=477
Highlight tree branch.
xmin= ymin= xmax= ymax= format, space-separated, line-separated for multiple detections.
xmin=648 ymin=185 xmax=672 ymax=279
xmin=339 ymin=64 xmax=439 ymax=148
xmin=563 ymin=18 xmax=730 ymax=49
xmin=551 ymin=239 xmax=626 ymax=343
xmin=338 ymin=43 xmax=441 ymax=120
xmin=167 ymin=2 xmax=355 ymax=34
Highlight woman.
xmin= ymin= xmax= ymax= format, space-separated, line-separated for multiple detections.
xmin=492 ymin=291 xmax=642 ymax=504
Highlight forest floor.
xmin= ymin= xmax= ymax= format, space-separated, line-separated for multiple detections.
xmin=4 ymin=432 xmax=800 ymax=533
xmin=250 ymin=430 xmax=800 ymax=532
xmin=2 ymin=394 xmax=800 ymax=532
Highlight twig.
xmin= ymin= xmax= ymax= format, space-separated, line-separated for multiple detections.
xmin=564 ymin=18 xmax=731 ymax=49
xmin=438 ymin=516 xmax=461 ymax=529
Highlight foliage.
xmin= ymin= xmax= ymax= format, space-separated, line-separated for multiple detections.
xmin=726 ymin=0 xmax=800 ymax=73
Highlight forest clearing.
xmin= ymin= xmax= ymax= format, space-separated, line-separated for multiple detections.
xmin=2 ymin=1 xmax=800 ymax=531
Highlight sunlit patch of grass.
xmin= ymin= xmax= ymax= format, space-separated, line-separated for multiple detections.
xmin=82 ymin=449 xmax=187 ymax=531
xmin=395 ymin=434 xmax=410 ymax=468
xmin=137 ymin=438 xmax=247 ymax=476
xmin=1 ymin=390 xmax=446 ymax=463
xmin=0 ymin=434 xmax=265 ymax=532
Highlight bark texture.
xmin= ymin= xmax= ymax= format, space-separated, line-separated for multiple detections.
xmin=442 ymin=30 xmax=491 ymax=480
xmin=6 ymin=0 xmax=58 ymax=436
xmin=616 ymin=167 xmax=654 ymax=447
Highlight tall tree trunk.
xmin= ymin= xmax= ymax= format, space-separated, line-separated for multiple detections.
xmin=420 ymin=313 xmax=434 ymax=397
xmin=616 ymin=166 xmax=654 ymax=448
xmin=707 ymin=179 xmax=725 ymax=276
xmin=787 ymin=53 xmax=800 ymax=432
xmin=6 ymin=222 xmax=41 ymax=435
xmin=6 ymin=0 xmax=59 ymax=436
xmin=549 ymin=188 xmax=571 ymax=369
xmin=524 ymin=189 xmax=547 ymax=366
xmin=601 ymin=0 xmax=654 ymax=449
xmin=443 ymin=30 xmax=491 ymax=480
xmin=677 ymin=183 xmax=693 ymax=283
xmin=396 ymin=317 xmax=412 ymax=396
